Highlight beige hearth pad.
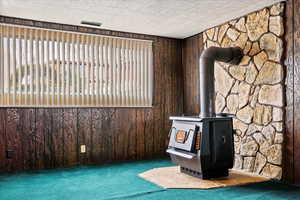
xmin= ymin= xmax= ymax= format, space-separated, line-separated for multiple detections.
xmin=139 ymin=166 xmax=270 ymax=189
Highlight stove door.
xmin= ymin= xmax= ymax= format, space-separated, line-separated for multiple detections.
xmin=168 ymin=121 xmax=198 ymax=152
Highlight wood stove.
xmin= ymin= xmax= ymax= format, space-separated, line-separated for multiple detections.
xmin=167 ymin=47 xmax=243 ymax=179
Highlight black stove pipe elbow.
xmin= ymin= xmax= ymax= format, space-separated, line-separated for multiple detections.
xmin=199 ymin=47 xmax=243 ymax=118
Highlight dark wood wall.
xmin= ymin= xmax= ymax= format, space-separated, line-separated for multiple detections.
xmin=181 ymin=33 xmax=203 ymax=115
xmin=283 ymin=0 xmax=300 ymax=185
xmin=0 ymin=16 xmax=183 ymax=172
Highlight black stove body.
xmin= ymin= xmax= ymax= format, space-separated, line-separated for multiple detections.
xmin=167 ymin=116 xmax=234 ymax=179
xmin=166 ymin=47 xmax=243 ymax=179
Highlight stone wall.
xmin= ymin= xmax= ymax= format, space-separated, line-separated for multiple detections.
xmin=203 ymin=3 xmax=284 ymax=179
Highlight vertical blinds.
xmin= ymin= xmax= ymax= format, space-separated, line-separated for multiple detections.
xmin=0 ymin=24 xmax=153 ymax=107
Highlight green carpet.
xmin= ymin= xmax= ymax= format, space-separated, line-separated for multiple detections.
xmin=0 ymin=159 xmax=299 ymax=200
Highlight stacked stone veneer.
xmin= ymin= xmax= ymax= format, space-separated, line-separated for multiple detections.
xmin=203 ymin=3 xmax=284 ymax=179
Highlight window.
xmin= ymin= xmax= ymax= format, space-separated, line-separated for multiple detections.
xmin=0 ymin=24 xmax=153 ymax=107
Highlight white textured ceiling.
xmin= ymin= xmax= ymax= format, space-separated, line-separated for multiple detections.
xmin=0 ymin=0 xmax=284 ymax=39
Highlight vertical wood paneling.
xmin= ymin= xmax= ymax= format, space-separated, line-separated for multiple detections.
xmin=144 ymin=109 xmax=154 ymax=158
xmin=51 ymin=109 xmax=64 ymax=167
xmin=5 ymin=109 xmax=22 ymax=171
xmin=284 ymin=0 xmax=295 ymax=184
xmin=20 ymin=109 xmax=36 ymax=170
xmin=125 ymin=109 xmax=137 ymax=159
xmin=43 ymin=106 xmax=53 ymax=167
xmin=292 ymin=0 xmax=300 ymax=185
xmin=0 ymin=16 xmax=183 ymax=173
xmin=136 ymin=110 xmax=145 ymax=159
xmin=35 ymin=109 xmax=45 ymax=169
xmin=0 ymin=26 xmax=4 ymax=105
xmin=182 ymin=33 xmax=203 ymax=115
xmin=90 ymin=108 xmax=103 ymax=163
xmin=78 ymin=109 xmax=92 ymax=164
xmin=63 ymin=109 xmax=78 ymax=166
xmin=282 ymin=0 xmax=300 ymax=185
xmin=0 ymin=109 xmax=6 ymax=172
xmin=113 ymin=109 xmax=125 ymax=160
xmin=153 ymin=37 xmax=162 ymax=155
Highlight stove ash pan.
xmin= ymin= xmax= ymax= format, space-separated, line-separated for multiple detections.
xmin=166 ymin=116 xmax=234 ymax=179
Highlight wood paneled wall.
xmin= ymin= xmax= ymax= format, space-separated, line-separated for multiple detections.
xmin=181 ymin=33 xmax=203 ymax=115
xmin=0 ymin=16 xmax=183 ymax=172
xmin=283 ymin=0 xmax=300 ymax=185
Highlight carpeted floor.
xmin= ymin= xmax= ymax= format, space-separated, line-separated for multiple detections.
xmin=0 ymin=159 xmax=299 ymax=200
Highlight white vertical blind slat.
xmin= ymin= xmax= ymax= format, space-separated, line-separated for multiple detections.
xmin=86 ymin=35 xmax=90 ymax=105
xmin=51 ymin=32 xmax=55 ymax=105
xmin=95 ymin=36 xmax=100 ymax=105
xmin=143 ymin=44 xmax=148 ymax=105
xmin=148 ymin=44 xmax=153 ymax=106
xmin=111 ymin=38 xmax=115 ymax=105
xmin=6 ymin=26 xmax=11 ymax=105
xmin=116 ymin=39 xmax=121 ymax=106
xmin=35 ymin=29 xmax=40 ymax=105
xmin=129 ymin=40 xmax=134 ymax=106
xmin=137 ymin=41 xmax=141 ymax=106
xmin=56 ymin=32 xmax=61 ymax=105
xmin=90 ymin=36 xmax=94 ymax=104
xmin=71 ymin=34 xmax=76 ymax=105
xmin=81 ymin=35 xmax=86 ymax=105
xmin=120 ymin=39 xmax=125 ymax=106
xmin=66 ymin=33 xmax=71 ymax=105
xmin=24 ymin=28 xmax=28 ymax=105
xmin=133 ymin=41 xmax=136 ymax=106
xmin=29 ymin=29 xmax=34 ymax=105
xmin=140 ymin=43 xmax=144 ymax=106
xmin=98 ymin=37 xmax=103 ymax=105
xmin=76 ymin=34 xmax=80 ymax=105
xmin=103 ymin=37 xmax=108 ymax=106
xmin=45 ymin=30 xmax=50 ymax=105
xmin=124 ymin=40 xmax=129 ymax=106
xmin=18 ymin=28 xmax=22 ymax=105
xmin=61 ymin=32 xmax=65 ymax=105
xmin=11 ymin=27 xmax=16 ymax=105
xmin=108 ymin=38 xmax=112 ymax=106
xmin=144 ymin=44 xmax=149 ymax=105
xmin=40 ymin=30 xmax=44 ymax=105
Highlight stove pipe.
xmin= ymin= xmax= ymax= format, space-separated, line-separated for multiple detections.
xmin=199 ymin=47 xmax=243 ymax=118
